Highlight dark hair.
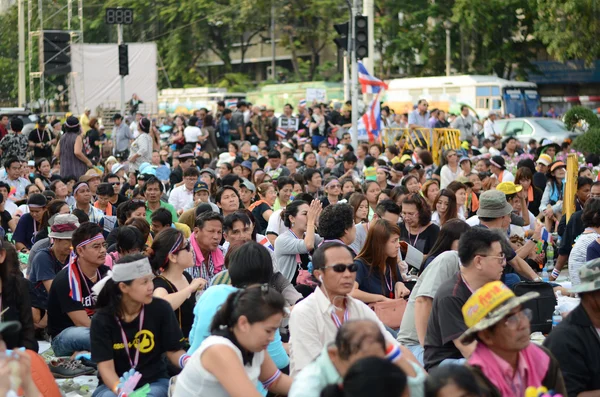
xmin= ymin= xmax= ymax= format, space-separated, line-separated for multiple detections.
xmin=433 ymin=189 xmax=458 ymax=226
xmin=103 ymin=173 xmax=119 ymax=183
xmin=582 ymin=198 xmax=600 ymax=228
xmin=304 ymin=168 xmax=322 ymax=183
xmin=195 ymin=203 xmax=215 ymax=217
xmin=446 ymin=181 xmax=467 ymax=195
xmin=183 ymin=167 xmax=200 ymax=178
xmin=389 ymin=185 xmax=409 ymax=205
xmin=348 ymin=193 xmax=367 ymax=220
xmin=402 ymin=193 xmax=431 ymax=226
xmin=151 ymin=207 xmax=173 ymax=227
xmin=142 ymin=177 xmax=164 ymax=193
xmin=71 ymin=209 xmax=90 ymax=223
xmin=4 ymin=157 xmax=20 ymax=170
xmin=149 ymin=228 xmax=185 ymax=272
xmin=268 ymin=150 xmax=281 ymax=159
xmin=223 ymin=211 xmax=252 ymax=233
xmin=375 ymin=199 xmax=401 ymax=217
xmin=421 ymin=219 xmax=470 ymax=274
xmin=321 ymin=357 xmax=407 ymax=397
xmin=515 ymin=166 xmax=533 ymax=184
xmin=356 ymin=220 xmax=402 ymax=287
xmin=222 ymin=108 xmax=232 ymax=115
xmin=96 ymin=182 xmax=115 ymax=197
xmin=578 ymin=176 xmax=594 ymax=190
xmin=72 ymin=222 xmax=103 ymax=253
xmin=281 ymin=200 xmax=308 ymax=228
xmin=419 ymin=150 xmax=433 ymax=166
xmin=215 ymin=186 xmax=241 ymax=207
xmin=195 ymin=210 xmax=224 ymax=229
xmin=39 ymin=199 xmax=68 ymax=232
xmin=210 ymin=284 xmax=285 ymax=333
xmin=318 ymin=204 xmax=354 ymax=240
xmin=363 ymin=156 xmax=376 ymax=168
xmin=401 ymin=175 xmax=419 ymax=188
xmin=228 ymin=241 xmax=274 ymax=287
xmin=96 ymin=253 xmax=146 ymax=316
xmin=458 ymin=227 xmax=504 ymax=266
xmin=115 ymin=226 xmax=145 ymax=255
xmin=342 ymin=152 xmax=357 ymax=164
xmin=34 ymin=157 xmax=50 ymax=173
xmin=139 ymin=118 xmax=151 ymax=133
xmin=277 ymin=176 xmax=294 ymax=190
xmin=334 ymin=320 xmax=386 ymax=360
xmin=425 ymin=364 xmax=483 ymax=397
xmin=117 ymin=199 xmax=146 ymax=225
xmin=220 ymin=174 xmax=241 ymax=189
xmin=124 ymin=217 xmax=151 ymax=245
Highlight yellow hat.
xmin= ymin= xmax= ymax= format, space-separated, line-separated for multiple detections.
xmin=536 ymin=154 xmax=552 ymax=166
xmin=460 ymin=281 xmax=539 ymax=343
xmin=461 ymin=141 xmax=471 ymax=150
xmin=399 ymin=154 xmax=412 ymax=164
xmin=496 ymin=181 xmax=523 ymax=196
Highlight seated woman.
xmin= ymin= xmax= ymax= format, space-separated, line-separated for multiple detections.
xmin=187 ymin=241 xmax=290 ymax=380
xmin=430 ymin=189 xmax=458 ymax=227
xmin=175 ymin=284 xmax=292 ymax=397
xmin=150 ymin=228 xmax=206 ymax=342
xmin=91 ymin=254 xmax=188 ymax=397
xmin=274 ymin=200 xmax=323 ymax=285
xmin=13 ymin=194 xmax=47 ymax=251
xmin=14 ymin=184 xmax=41 ymax=217
xmin=352 ymin=220 xmax=409 ymax=305
xmin=249 ymin=183 xmax=276 ymax=235
xmin=399 ymin=194 xmax=439 ymax=257
xmin=105 ymin=226 xmax=145 ymax=268
xmin=348 ymin=193 xmax=369 ymax=225
xmin=320 ymin=177 xmax=342 ymax=208
xmin=1 ymin=241 xmax=38 ymax=351
xmin=420 ymin=219 xmax=470 ymax=274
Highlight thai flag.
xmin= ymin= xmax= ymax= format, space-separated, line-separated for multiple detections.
xmin=302 ymin=117 xmax=310 ymax=127
xmin=225 ymin=99 xmax=238 ymax=109
xmin=259 ymin=236 xmax=275 ymax=252
xmin=540 ymin=227 xmax=552 ymax=243
xmin=358 ymin=61 xmax=389 ymax=94
xmin=298 ymin=136 xmax=308 ymax=145
xmin=358 ymin=92 xmax=382 ymax=143
xmin=299 ymin=99 xmax=307 ymax=107
xmin=67 ymin=257 xmax=82 ymax=302
xmin=276 ymin=128 xmax=287 ymax=139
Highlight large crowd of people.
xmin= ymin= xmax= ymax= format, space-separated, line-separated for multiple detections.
xmin=0 ymin=98 xmax=598 ymax=397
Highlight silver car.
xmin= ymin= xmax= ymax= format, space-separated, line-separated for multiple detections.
xmin=493 ymin=117 xmax=579 ymax=144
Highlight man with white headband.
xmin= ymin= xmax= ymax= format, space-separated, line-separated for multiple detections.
xmin=71 ymin=181 xmax=104 ymax=224
xmin=47 ymin=222 xmax=109 ymax=357
xmin=91 ymin=254 xmax=189 ymax=396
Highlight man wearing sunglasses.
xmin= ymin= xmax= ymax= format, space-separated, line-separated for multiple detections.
xmin=289 ymin=242 xmax=419 ymax=378
xmin=459 ymin=281 xmax=566 ymax=396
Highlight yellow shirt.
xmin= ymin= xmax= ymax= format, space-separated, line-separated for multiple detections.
xmin=80 ymin=113 xmax=91 ymax=134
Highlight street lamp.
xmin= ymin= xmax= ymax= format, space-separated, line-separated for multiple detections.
xmin=443 ymin=20 xmax=452 ymax=77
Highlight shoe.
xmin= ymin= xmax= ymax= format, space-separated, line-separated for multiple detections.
xmin=50 ymin=358 xmax=95 ymax=378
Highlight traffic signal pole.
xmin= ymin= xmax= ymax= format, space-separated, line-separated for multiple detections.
xmin=350 ymin=0 xmax=359 ymax=151
xmin=117 ymin=23 xmax=125 ymax=116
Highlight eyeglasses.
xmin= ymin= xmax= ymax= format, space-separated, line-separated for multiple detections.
xmin=401 ymin=211 xmax=418 ymax=218
xmin=478 ymin=254 xmax=506 ymax=264
xmin=174 ymin=241 xmax=191 ymax=253
xmin=323 ymin=263 xmax=358 ymax=273
xmin=328 ymin=184 xmax=340 ymax=189
xmin=503 ymin=308 xmax=532 ymax=330
xmin=447 ymin=153 xmax=457 ymax=158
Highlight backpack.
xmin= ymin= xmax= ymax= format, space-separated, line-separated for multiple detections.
xmin=512 ymin=281 xmax=556 ymax=334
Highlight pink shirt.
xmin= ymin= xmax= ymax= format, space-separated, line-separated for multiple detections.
xmin=489 ymin=349 xmax=530 ymax=397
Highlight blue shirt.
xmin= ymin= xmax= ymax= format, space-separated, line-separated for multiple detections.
xmin=28 ymin=248 xmax=67 ymax=309
xmin=408 ymin=110 xmax=430 ymax=128
xmin=13 ymin=213 xmax=38 ymax=249
xmin=354 ymin=258 xmax=401 ymax=298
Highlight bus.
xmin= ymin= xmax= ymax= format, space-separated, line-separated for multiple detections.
xmin=383 ymin=75 xmax=539 ymax=118
xmin=158 ymin=87 xmax=246 ymax=115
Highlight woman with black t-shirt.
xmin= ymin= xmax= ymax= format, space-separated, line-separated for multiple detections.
xmin=33 ymin=158 xmax=53 ymax=192
xmin=249 ymin=183 xmax=276 ymax=235
xmin=91 ymin=254 xmax=189 ymax=397
xmin=149 ymin=228 xmax=206 ymax=342
xmin=399 ymin=194 xmax=439 ymax=257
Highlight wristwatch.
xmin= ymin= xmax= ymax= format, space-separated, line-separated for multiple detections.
xmin=534 ymin=276 xmax=543 ymax=282
xmin=529 ymin=238 xmax=539 ymax=244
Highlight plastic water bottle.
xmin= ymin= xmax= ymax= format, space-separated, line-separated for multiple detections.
xmin=546 ymin=244 xmax=555 ymax=271
xmin=541 ymin=266 xmax=549 ymax=282
xmin=552 ymin=305 xmax=562 ymax=328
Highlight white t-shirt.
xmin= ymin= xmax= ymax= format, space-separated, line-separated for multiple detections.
xmin=130 ymin=121 xmax=139 ymax=138
xmin=174 ymin=335 xmax=265 ymax=397
xmin=266 ymin=209 xmax=287 ymax=238
xmin=184 ymin=126 xmax=202 ymax=143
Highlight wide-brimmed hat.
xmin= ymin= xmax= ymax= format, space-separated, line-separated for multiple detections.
xmin=79 ymin=169 xmax=102 ymax=183
xmin=550 ymin=161 xmax=566 ymax=173
xmin=48 ymin=214 xmax=80 ymax=239
xmin=139 ymin=162 xmax=156 ymax=176
xmin=496 ymin=181 xmax=522 ymax=196
xmin=477 ymin=190 xmax=513 ymax=218
xmin=241 ymin=178 xmax=256 ymax=192
xmin=570 ymin=259 xmax=600 ymax=294
xmin=536 ymin=139 xmax=560 ymax=157
xmin=112 ymin=163 xmax=126 ymax=174
xmin=199 ymin=168 xmax=216 ymax=178
xmin=459 ymin=281 xmax=539 ymax=344
xmin=490 ymin=155 xmax=506 ymax=170
xmin=241 ymin=161 xmax=253 ymax=171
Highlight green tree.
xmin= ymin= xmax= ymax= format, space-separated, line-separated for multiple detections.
xmin=534 ymin=0 xmax=600 ymax=65
xmin=0 ymin=6 xmax=19 ymax=104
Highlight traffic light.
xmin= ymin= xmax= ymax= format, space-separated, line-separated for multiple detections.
xmin=333 ymin=21 xmax=349 ymax=51
xmin=43 ymin=31 xmax=71 ymax=75
xmin=118 ymin=44 xmax=129 ymax=76
xmin=354 ymin=15 xmax=368 ymax=59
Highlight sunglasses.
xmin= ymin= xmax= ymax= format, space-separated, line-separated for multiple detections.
xmin=175 ymin=242 xmax=191 ymax=253
xmin=323 ymin=263 xmax=358 ymax=273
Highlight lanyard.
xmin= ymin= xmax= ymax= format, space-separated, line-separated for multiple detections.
xmin=406 ymin=225 xmax=421 ymax=247
xmin=385 ymin=267 xmax=394 ymax=298
xmin=37 ymin=129 xmax=46 ymax=145
xmin=331 ymin=306 xmax=349 ymax=329
xmin=76 ymin=263 xmax=99 ymax=295
xmin=289 ymin=230 xmax=303 ymax=264
xmin=116 ymin=306 xmax=145 ymax=370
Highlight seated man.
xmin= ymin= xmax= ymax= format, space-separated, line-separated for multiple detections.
xmin=290 ymin=319 xmax=425 ymax=397
xmin=461 ymin=281 xmax=566 ymax=396
xmin=13 ymin=194 xmax=46 ymax=251
xmin=424 ymin=227 xmax=505 ymax=370
xmin=544 ymin=259 xmax=600 ymax=396
xmin=186 ymin=211 xmax=224 ymax=281
xmin=28 ymin=214 xmax=78 ymax=329
xmin=150 ymin=207 xmax=191 ymax=238
xmin=47 ymin=222 xmax=109 ymax=357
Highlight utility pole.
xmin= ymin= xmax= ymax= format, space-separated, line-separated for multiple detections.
xmin=361 ymin=0 xmax=374 ymax=74
xmin=443 ymin=21 xmax=452 ymax=77
xmin=117 ymin=23 xmax=125 ymax=116
xmin=270 ymin=4 xmax=276 ymax=80
xmin=18 ymin=0 xmax=26 ymax=107
xmin=350 ymin=0 xmax=359 ymax=150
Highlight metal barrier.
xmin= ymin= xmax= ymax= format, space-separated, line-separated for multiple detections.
xmin=381 ymin=127 xmax=461 ymax=164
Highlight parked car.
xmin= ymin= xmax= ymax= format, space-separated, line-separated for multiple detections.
xmin=493 ymin=117 xmax=579 ymax=145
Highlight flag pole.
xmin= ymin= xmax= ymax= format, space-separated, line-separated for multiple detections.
xmin=350 ymin=0 xmax=359 ymax=151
